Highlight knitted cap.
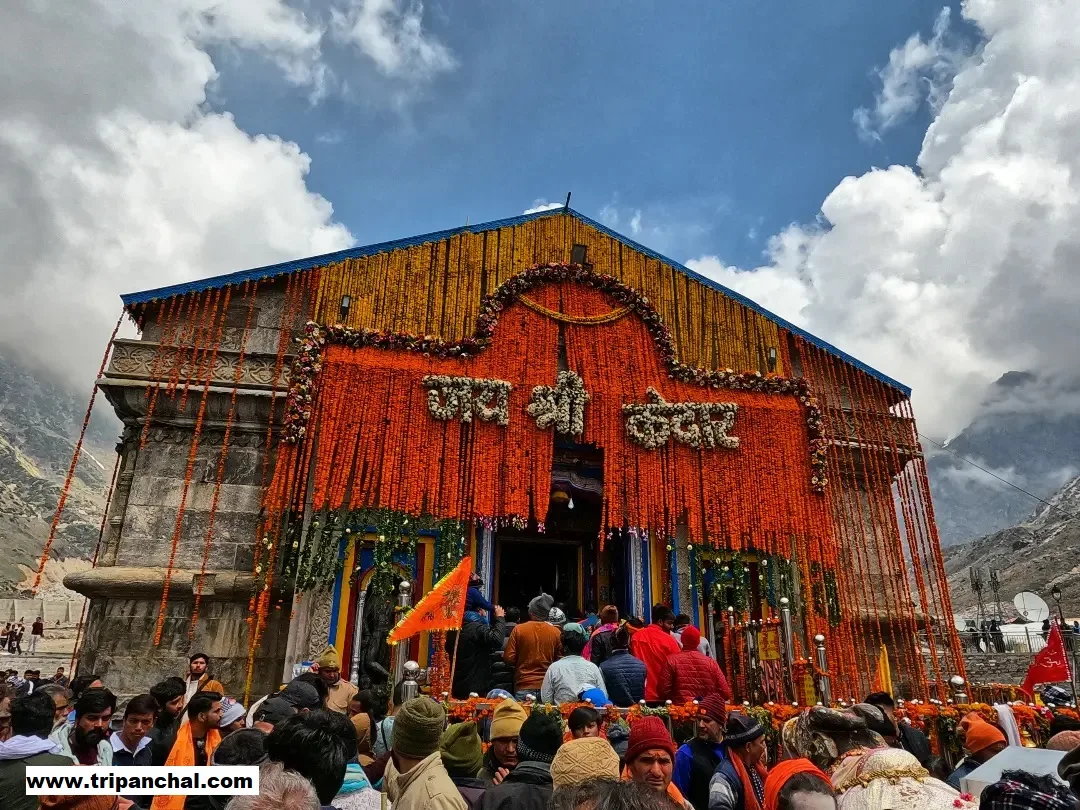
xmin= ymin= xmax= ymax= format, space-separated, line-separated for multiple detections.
xmin=439 ymin=720 xmax=484 ymax=778
xmin=517 ymin=711 xmax=563 ymax=764
xmin=315 ymin=645 xmax=341 ymax=670
xmin=490 ymin=697 xmax=529 ymax=740
xmin=625 ymin=716 xmax=675 ymax=763
xmin=392 ymin=697 xmax=446 ymax=760
xmin=681 ymin=625 xmax=701 ymax=651
xmin=217 ymin=697 xmax=246 ymax=728
xmin=699 ymin=694 xmax=727 ymax=726
xmin=959 ymin=712 xmax=1006 ymax=754
xmin=724 ymin=712 xmax=765 ymax=747
xmin=1047 ymin=730 xmax=1080 ymax=752
xmin=563 ymin=622 xmax=587 ymax=640
xmin=281 ymin=680 xmax=321 ymax=710
xmin=550 ymin=737 xmax=621 ymax=789
xmin=529 ymin=593 xmax=554 ymax=619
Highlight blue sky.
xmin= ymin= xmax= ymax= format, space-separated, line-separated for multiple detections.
xmin=213 ymin=0 xmax=959 ymax=267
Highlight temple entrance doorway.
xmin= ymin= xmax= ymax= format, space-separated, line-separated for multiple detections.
xmin=494 ymin=442 xmax=629 ymax=618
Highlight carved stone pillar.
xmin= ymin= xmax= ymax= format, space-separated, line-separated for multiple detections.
xmin=100 ymin=426 xmax=139 ymax=566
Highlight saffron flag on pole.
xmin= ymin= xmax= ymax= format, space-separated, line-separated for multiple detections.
xmin=872 ymin=644 xmax=893 ymax=697
xmin=1020 ymin=622 xmax=1071 ymax=696
xmin=387 ymin=557 xmax=472 ymax=645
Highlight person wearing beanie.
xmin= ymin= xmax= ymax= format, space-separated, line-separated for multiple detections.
xmin=674 ymin=614 xmax=712 ymax=658
xmin=541 ymin=625 xmax=608 ymax=705
xmin=629 ymin=605 xmax=682 ymax=704
xmin=384 ymin=697 xmax=464 ymax=810
xmin=584 ymin=606 xmax=620 ymax=665
xmin=550 ymin=736 xmax=620 ymax=789
xmin=673 ymin=693 xmax=728 ymax=810
xmin=946 ymin=712 xmax=1007 ymax=790
xmin=504 ymin=594 xmax=561 ymax=700
xmin=477 ymin=710 xmax=562 ymax=810
xmin=657 ymin=624 xmax=732 ymax=705
xmin=709 ymin=712 xmax=768 ymax=810
xmin=480 ymin=698 xmax=529 ymax=784
xmin=440 ymin=721 xmax=487 ymax=809
xmin=314 ymin=646 xmax=358 ymax=715
xmin=623 ymin=715 xmax=692 ymax=809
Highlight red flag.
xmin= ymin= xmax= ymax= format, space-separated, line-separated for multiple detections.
xmin=387 ymin=557 xmax=472 ymax=645
xmin=1020 ymin=623 xmax=1072 ymax=696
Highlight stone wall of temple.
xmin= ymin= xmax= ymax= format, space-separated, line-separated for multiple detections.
xmin=65 ymin=279 xmax=302 ymax=697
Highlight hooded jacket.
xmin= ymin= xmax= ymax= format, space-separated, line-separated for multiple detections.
xmin=386 ymin=751 xmax=467 ymax=810
xmin=657 ymin=649 xmax=732 ymax=704
xmin=629 ymin=624 xmax=681 ymax=703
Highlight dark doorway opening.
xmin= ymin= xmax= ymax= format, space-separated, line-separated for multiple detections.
xmin=495 ymin=537 xmax=582 ymax=617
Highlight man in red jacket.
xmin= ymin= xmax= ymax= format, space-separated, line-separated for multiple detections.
xmin=629 ymin=604 xmax=681 ymax=704
xmin=657 ymin=625 xmax=732 ymax=704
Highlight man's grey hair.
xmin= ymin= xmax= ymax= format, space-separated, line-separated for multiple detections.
xmin=225 ymin=763 xmax=320 ymax=810
xmin=36 ymin=684 xmax=72 ymax=701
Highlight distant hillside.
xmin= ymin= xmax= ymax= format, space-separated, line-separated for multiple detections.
xmin=0 ymin=351 xmax=117 ymax=595
xmin=944 ymin=473 xmax=1080 ymax=615
xmin=926 ymin=371 xmax=1080 ymax=546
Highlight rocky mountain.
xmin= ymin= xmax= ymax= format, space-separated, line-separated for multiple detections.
xmin=0 ymin=351 xmax=117 ymax=595
xmin=944 ymin=473 xmax=1080 ymax=615
xmin=926 ymin=371 xmax=1080 ymax=546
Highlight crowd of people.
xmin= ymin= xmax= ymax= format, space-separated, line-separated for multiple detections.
xmin=0 ymin=598 xmax=1079 ymax=810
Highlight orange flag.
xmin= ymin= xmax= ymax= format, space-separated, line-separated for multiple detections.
xmin=387 ymin=556 xmax=472 ymax=645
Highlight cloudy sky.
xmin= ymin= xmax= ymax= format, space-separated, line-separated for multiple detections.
xmin=3 ymin=0 xmax=1077 ymax=439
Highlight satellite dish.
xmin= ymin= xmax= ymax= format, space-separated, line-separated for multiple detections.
xmin=1014 ymin=592 xmax=1050 ymax=622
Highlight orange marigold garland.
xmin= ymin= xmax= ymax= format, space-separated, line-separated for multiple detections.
xmin=153 ymin=286 xmax=231 ymax=646
xmin=189 ymin=281 xmax=259 ymax=640
xmin=32 ymin=312 xmax=124 ymax=595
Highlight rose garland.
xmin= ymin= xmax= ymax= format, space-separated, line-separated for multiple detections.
xmin=281 ymin=263 xmax=828 ymax=491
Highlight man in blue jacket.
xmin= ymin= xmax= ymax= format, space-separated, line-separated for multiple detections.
xmin=599 ymin=625 xmax=647 ymax=706
xmin=673 ymin=694 xmax=726 ymax=810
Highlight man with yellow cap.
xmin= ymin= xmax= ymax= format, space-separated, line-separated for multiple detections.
xmin=314 ymin=645 xmax=358 ymax=715
xmin=480 ymin=698 xmax=529 ymax=785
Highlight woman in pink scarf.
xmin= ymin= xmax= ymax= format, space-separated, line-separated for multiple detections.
xmin=585 ymin=606 xmax=621 ymax=664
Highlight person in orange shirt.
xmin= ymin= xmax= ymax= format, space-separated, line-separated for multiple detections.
xmin=629 ymin=605 xmax=681 ymax=704
xmin=622 ymin=715 xmax=693 ymax=810
xmin=503 ymin=594 xmax=561 ymax=700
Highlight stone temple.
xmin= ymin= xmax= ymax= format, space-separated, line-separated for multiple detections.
xmin=63 ymin=206 xmax=965 ymax=701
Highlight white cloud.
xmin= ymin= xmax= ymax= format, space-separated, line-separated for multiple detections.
xmin=854 ymin=7 xmax=968 ymax=141
xmin=688 ymin=0 xmax=1080 ymax=438
xmin=523 ymin=200 xmax=564 ymax=214
xmin=0 ymin=0 xmax=358 ymax=382
xmin=331 ymin=0 xmax=454 ymax=80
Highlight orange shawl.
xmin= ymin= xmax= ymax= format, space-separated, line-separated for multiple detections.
xmin=728 ymin=751 xmax=769 ymax=810
xmin=150 ymin=725 xmax=221 ymax=810
xmin=764 ymin=758 xmax=831 ymax=810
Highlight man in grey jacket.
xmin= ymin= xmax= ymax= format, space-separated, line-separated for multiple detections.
xmin=50 ymin=686 xmax=115 ymax=765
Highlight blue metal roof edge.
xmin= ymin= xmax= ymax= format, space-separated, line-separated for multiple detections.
xmin=120 ymin=206 xmax=909 ymax=395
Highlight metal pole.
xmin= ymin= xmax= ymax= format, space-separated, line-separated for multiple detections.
xmin=706 ymin=600 xmax=718 ymax=662
xmin=745 ymin=620 xmax=760 ymax=703
xmin=780 ymin=597 xmax=796 ymax=702
xmin=400 ymin=660 xmax=420 ymax=702
xmin=349 ymin=590 xmax=368 ymax=684
xmin=950 ymin=674 xmax=968 ymax=704
xmin=814 ymin=634 xmax=831 ymax=706
xmin=393 ymin=581 xmax=413 ymax=684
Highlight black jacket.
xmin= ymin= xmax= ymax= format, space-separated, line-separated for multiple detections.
xmin=599 ymin=649 xmax=647 ymax=707
xmin=588 ymin=629 xmax=617 ymax=665
xmin=448 ymin=617 xmax=505 ymax=699
xmin=477 ymin=761 xmax=552 ymax=810
xmin=451 ymin=775 xmax=487 ymax=809
xmin=897 ymin=722 xmax=933 ymax=768
xmin=148 ymin=712 xmax=182 ymax=766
